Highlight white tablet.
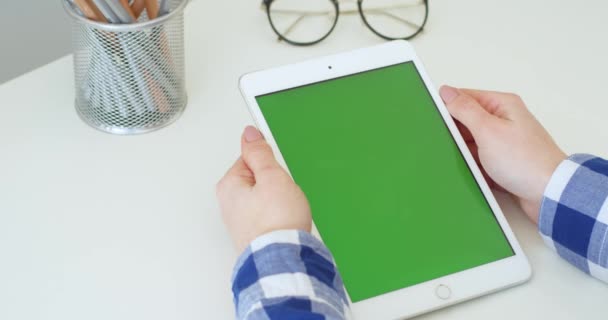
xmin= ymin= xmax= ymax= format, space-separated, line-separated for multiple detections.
xmin=239 ymin=41 xmax=531 ymax=320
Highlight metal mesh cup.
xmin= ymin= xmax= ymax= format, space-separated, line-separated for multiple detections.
xmin=63 ymin=0 xmax=188 ymax=135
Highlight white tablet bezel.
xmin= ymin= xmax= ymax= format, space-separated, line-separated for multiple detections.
xmin=239 ymin=40 xmax=531 ymax=320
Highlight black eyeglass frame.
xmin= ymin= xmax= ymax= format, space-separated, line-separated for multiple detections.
xmin=262 ymin=0 xmax=429 ymax=46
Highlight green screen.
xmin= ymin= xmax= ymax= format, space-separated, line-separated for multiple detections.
xmin=256 ymin=62 xmax=514 ymax=302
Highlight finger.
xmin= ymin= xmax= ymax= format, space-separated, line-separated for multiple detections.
xmin=460 ymin=88 xmax=526 ymax=120
xmin=466 ymin=141 xmax=489 ymax=182
xmin=467 ymin=141 xmax=494 ymax=188
xmin=217 ymin=157 xmax=254 ymax=199
xmin=455 ymin=120 xmax=474 ymax=142
xmin=481 ymin=167 xmax=505 ymax=191
xmin=481 ymin=168 xmax=498 ymax=189
xmin=225 ymin=157 xmax=255 ymax=186
xmin=241 ymin=126 xmax=282 ymax=176
xmin=440 ymin=85 xmax=497 ymax=136
xmin=465 ymin=141 xmax=505 ymax=192
xmin=466 ymin=141 xmax=480 ymax=165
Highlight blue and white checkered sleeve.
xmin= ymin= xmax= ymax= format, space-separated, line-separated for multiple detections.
xmin=231 ymin=230 xmax=351 ymax=320
xmin=539 ymin=154 xmax=608 ymax=283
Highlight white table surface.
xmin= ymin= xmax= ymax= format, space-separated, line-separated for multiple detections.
xmin=1 ymin=0 xmax=607 ymax=319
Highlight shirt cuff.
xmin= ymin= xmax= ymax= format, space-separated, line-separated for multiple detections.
xmin=539 ymin=154 xmax=608 ymax=282
xmin=231 ymin=230 xmax=349 ymax=319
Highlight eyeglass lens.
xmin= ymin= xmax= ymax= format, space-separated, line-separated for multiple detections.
xmin=267 ymin=0 xmax=338 ymax=45
xmin=267 ymin=0 xmax=427 ymax=45
xmin=360 ymin=0 xmax=427 ymax=40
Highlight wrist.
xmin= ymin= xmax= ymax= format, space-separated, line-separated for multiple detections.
xmin=235 ymin=225 xmax=312 ymax=253
xmin=524 ymin=150 xmax=568 ymax=224
xmin=235 ymin=228 xmax=313 ymax=255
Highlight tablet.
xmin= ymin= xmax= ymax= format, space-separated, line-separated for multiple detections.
xmin=239 ymin=41 xmax=531 ymax=319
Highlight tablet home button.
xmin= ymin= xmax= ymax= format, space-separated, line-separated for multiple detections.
xmin=435 ymin=284 xmax=451 ymax=300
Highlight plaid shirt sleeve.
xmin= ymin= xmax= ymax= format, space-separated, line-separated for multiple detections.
xmin=231 ymin=230 xmax=351 ymax=320
xmin=539 ymin=154 xmax=608 ymax=283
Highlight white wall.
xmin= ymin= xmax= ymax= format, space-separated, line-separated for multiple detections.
xmin=0 ymin=1 xmax=72 ymax=84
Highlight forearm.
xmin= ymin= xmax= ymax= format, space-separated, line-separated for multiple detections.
xmin=539 ymin=154 xmax=608 ymax=282
xmin=231 ymin=230 xmax=350 ymax=319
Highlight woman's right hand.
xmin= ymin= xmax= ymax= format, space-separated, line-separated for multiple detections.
xmin=439 ymin=86 xmax=567 ymax=224
xmin=216 ymin=126 xmax=312 ymax=253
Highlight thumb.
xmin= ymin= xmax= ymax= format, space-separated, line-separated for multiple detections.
xmin=439 ymin=85 xmax=496 ymax=136
xmin=241 ymin=126 xmax=282 ymax=175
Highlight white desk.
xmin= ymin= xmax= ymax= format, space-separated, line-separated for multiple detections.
xmin=1 ymin=0 xmax=606 ymax=319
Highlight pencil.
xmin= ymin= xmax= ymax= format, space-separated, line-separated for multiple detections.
xmin=85 ymin=0 xmax=108 ymax=22
xmin=144 ymin=0 xmax=159 ymax=19
xmin=119 ymin=0 xmax=137 ymax=21
xmin=106 ymin=0 xmax=136 ymax=23
xmin=91 ymin=0 xmax=120 ymax=23
xmin=131 ymin=0 xmax=145 ymax=19
xmin=159 ymin=0 xmax=170 ymax=16
xmin=73 ymin=0 xmax=107 ymax=22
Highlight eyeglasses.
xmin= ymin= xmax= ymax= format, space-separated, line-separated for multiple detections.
xmin=261 ymin=0 xmax=429 ymax=46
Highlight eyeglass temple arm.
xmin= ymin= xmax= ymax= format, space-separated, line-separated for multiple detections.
xmin=279 ymin=14 xmax=308 ymax=41
xmin=265 ymin=3 xmax=421 ymax=16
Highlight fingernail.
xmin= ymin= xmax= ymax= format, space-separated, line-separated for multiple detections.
xmin=440 ymin=85 xmax=460 ymax=103
xmin=244 ymin=126 xmax=263 ymax=142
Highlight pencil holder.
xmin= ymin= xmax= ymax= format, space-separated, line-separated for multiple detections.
xmin=63 ymin=0 xmax=188 ymax=135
